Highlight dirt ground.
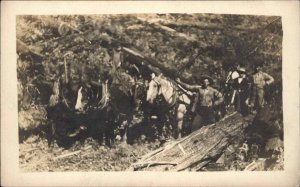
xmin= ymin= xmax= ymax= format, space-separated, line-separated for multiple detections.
xmin=19 ymin=134 xmax=160 ymax=172
xmin=19 ymin=112 xmax=283 ymax=172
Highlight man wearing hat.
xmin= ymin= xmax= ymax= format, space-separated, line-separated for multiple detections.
xmin=225 ymin=64 xmax=241 ymax=84
xmin=250 ymin=63 xmax=274 ymax=110
xmin=231 ymin=67 xmax=252 ymax=116
xmin=176 ymin=76 xmax=224 ymax=131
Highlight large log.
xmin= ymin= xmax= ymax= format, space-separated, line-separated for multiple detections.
xmin=136 ymin=17 xmax=197 ymax=41
xmin=129 ymin=112 xmax=254 ymax=171
xmin=153 ymin=16 xmax=281 ymax=32
xmin=122 ymin=47 xmax=191 ymax=83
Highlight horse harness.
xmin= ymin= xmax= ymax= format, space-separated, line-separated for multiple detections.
xmin=152 ymin=77 xmax=190 ymax=119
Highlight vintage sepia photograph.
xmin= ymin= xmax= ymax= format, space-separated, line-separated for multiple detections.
xmin=17 ymin=13 xmax=283 ymax=172
xmin=1 ymin=1 xmax=300 ymax=186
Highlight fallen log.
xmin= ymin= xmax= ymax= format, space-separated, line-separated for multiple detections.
xmin=129 ymin=112 xmax=254 ymax=171
xmin=122 ymin=47 xmax=191 ymax=83
xmin=137 ymin=17 xmax=196 ymax=41
xmin=160 ymin=20 xmax=261 ymax=32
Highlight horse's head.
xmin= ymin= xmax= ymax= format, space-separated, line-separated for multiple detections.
xmin=146 ymin=74 xmax=162 ymax=104
xmin=75 ymin=85 xmax=93 ymax=112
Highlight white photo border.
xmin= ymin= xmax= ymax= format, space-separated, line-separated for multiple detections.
xmin=1 ymin=1 xmax=299 ymax=186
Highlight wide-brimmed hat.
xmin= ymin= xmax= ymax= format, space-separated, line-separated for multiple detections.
xmin=253 ymin=61 xmax=264 ymax=68
xmin=237 ymin=67 xmax=246 ymax=73
xmin=195 ymin=75 xmax=214 ymax=85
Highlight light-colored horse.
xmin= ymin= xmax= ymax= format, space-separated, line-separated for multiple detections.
xmin=146 ymin=74 xmax=191 ymax=139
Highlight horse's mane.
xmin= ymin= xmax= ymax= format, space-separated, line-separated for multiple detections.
xmin=156 ymin=75 xmax=193 ymax=100
xmin=156 ymin=76 xmax=180 ymax=91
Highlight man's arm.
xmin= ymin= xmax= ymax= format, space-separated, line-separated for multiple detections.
xmin=213 ymin=89 xmax=224 ymax=106
xmin=263 ymin=72 xmax=274 ymax=85
xmin=176 ymin=78 xmax=201 ymax=91
xmin=177 ymin=84 xmax=194 ymax=97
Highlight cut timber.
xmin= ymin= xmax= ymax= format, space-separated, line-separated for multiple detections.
xmin=129 ymin=112 xmax=253 ymax=171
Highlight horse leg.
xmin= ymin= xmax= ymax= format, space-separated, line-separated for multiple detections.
xmin=157 ymin=121 xmax=166 ymax=144
xmin=119 ymin=120 xmax=128 ymax=144
xmin=47 ymin=120 xmax=55 ymax=149
xmin=105 ymin=119 xmax=117 ymax=148
xmin=177 ymin=104 xmax=186 ymax=139
xmin=98 ymin=124 xmax=105 ymax=146
xmin=93 ymin=117 xmax=104 ymax=146
xmin=177 ymin=114 xmax=184 ymax=139
xmin=158 ymin=114 xmax=169 ymax=142
xmin=103 ymin=121 xmax=111 ymax=147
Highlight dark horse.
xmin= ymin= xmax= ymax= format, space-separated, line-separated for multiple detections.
xmin=46 ymin=76 xmax=136 ymax=148
xmin=46 ymin=78 xmax=87 ymax=148
xmin=75 ymin=80 xmax=135 ymax=146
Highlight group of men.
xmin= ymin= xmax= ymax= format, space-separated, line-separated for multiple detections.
xmin=176 ymin=63 xmax=274 ymax=131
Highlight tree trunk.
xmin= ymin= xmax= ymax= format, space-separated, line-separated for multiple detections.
xmin=122 ymin=47 xmax=191 ymax=82
xmin=129 ymin=112 xmax=253 ymax=171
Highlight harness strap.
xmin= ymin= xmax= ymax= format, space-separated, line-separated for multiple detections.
xmin=60 ymin=85 xmax=72 ymax=110
xmin=167 ymin=90 xmax=178 ymax=108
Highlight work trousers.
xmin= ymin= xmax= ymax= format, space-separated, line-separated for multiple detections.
xmin=253 ymin=87 xmax=265 ymax=110
xmin=235 ymin=91 xmax=249 ymax=116
xmin=191 ymin=106 xmax=215 ymax=131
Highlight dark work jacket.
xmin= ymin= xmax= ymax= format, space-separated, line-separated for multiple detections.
xmin=232 ymin=77 xmax=252 ymax=99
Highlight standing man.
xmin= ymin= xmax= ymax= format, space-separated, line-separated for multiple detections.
xmin=225 ymin=64 xmax=240 ymax=84
xmin=231 ymin=67 xmax=252 ymax=116
xmin=223 ymin=63 xmax=241 ymax=107
xmin=176 ymin=77 xmax=224 ymax=131
xmin=251 ymin=63 xmax=274 ymax=111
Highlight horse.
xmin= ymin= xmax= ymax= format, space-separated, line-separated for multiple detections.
xmin=73 ymin=80 xmax=119 ymax=147
xmin=146 ymin=74 xmax=191 ymax=139
xmin=46 ymin=78 xmax=89 ymax=148
xmin=74 ymin=78 xmax=136 ymax=146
